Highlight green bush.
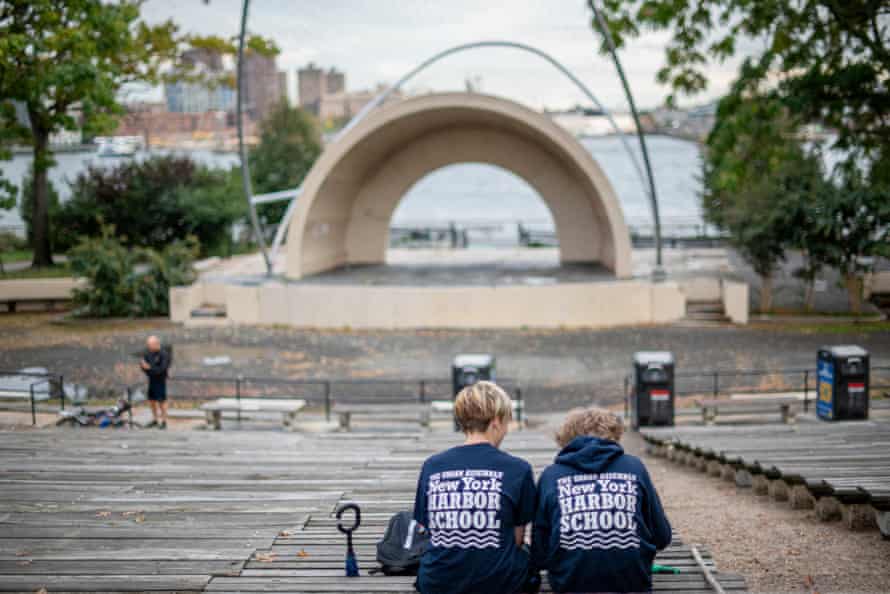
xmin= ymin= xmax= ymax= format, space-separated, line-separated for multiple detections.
xmin=68 ymin=228 xmax=198 ymax=317
xmin=57 ymin=155 xmax=245 ymax=255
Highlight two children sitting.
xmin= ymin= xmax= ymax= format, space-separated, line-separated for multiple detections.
xmin=413 ymin=381 xmax=672 ymax=594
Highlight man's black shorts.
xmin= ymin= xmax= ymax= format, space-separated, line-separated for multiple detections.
xmin=147 ymin=382 xmax=167 ymax=402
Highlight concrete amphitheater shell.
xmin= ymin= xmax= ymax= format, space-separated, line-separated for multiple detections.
xmin=285 ymin=92 xmax=633 ymax=279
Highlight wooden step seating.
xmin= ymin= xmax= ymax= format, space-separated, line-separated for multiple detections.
xmin=641 ymin=421 xmax=890 ymax=536
xmin=0 ymin=428 xmax=746 ymax=593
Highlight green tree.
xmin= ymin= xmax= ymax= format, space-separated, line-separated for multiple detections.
xmin=592 ymin=0 xmax=889 ymax=160
xmin=0 ymin=1 xmax=186 ymax=268
xmin=57 ymin=155 xmax=245 ymax=255
xmin=249 ymin=103 xmax=322 ymax=223
xmin=702 ymin=91 xmax=823 ymax=311
xmin=816 ymin=157 xmax=890 ymax=313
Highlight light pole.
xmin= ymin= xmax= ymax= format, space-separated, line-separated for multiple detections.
xmin=589 ymin=0 xmax=665 ymax=280
xmin=236 ymin=0 xmax=272 ymax=275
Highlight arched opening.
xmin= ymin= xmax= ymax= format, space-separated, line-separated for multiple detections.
xmin=286 ymin=93 xmax=632 ymax=280
xmin=389 ymin=162 xmax=557 ymax=251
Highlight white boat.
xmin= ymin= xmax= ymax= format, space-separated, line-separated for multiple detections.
xmin=95 ymin=136 xmax=143 ymax=157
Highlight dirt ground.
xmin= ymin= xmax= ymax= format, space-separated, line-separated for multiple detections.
xmin=1 ymin=313 xmax=890 ymax=412
xmin=620 ymin=431 xmax=890 ymax=594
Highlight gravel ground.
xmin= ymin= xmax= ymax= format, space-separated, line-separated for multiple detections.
xmin=1 ymin=313 xmax=890 ymax=409
xmin=619 ymin=431 xmax=890 ymax=594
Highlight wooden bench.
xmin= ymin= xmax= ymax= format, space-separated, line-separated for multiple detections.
xmin=332 ymin=403 xmax=431 ymax=431
xmin=696 ymin=396 xmax=799 ymax=425
xmin=429 ymin=398 xmax=526 ymax=424
xmin=200 ymin=398 xmax=306 ymax=430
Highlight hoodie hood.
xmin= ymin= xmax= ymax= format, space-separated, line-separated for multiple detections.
xmin=554 ymin=435 xmax=624 ymax=473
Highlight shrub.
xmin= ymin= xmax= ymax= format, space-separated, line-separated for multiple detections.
xmin=68 ymin=227 xmax=198 ymax=317
xmin=57 ymin=155 xmax=244 ymax=255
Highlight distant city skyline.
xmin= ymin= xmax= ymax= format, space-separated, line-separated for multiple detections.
xmin=132 ymin=0 xmax=757 ymax=113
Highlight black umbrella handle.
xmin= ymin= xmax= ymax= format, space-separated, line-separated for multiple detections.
xmin=336 ymin=503 xmax=361 ymax=552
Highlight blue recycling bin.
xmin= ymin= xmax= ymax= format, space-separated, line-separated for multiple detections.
xmin=817 ymin=345 xmax=869 ymax=421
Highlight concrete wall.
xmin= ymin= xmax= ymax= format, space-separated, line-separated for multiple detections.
xmin=173 ymin=279 xmax=687 ymax=329
xmin=722 ymin=280 xmax=750 ymax=325
xmin=286 ymin=93 xmax=633 ymax=279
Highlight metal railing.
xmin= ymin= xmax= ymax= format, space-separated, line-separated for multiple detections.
xmin=623 ymin=364 xmax=890 ymax=418
xmin=123 ymin=375 xmax=523 ymax=428
xmin=0 ymin=369 xmax=65 ymax=426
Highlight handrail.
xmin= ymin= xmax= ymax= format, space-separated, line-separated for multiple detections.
xmin=123 ymin=375 xmax=521 ymax=425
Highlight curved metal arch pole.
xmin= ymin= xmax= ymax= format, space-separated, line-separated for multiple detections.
xmin=589 ymin=2 xmax=664 ymax=275
xmin=270 ymin=40 xmax=653 ymax=263
xmin=237 ymin=0 xmax=273 ymax=275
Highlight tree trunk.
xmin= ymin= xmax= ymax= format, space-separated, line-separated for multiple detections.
xmin=30 ymin=130 xmax=54 ymax=268
xmin=804 ymin=280 xmax=815 ymax=312
xmin=759 ymin=274 xmax=773 ymax=313
xmin=845 ymin=274 xmax=863 ymax=315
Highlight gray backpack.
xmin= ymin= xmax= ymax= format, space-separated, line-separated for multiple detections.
xmin=372 ymin=511 xmax=429 ymax=576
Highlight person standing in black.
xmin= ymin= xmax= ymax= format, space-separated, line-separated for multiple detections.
xmin=141 ymin=335 xmax=171 ymax=429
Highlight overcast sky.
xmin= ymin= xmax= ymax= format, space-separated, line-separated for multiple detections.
xmin=136 ymin=0 xmax=756 ymax=111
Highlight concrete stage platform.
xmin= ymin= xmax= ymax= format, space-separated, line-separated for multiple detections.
xmin=170 ymin=248 xmax=747 ymax=329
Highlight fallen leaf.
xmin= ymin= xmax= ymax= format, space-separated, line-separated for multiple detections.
xmin=296 ymin=549 xmax=309 ymax=558
xmin=255 ymin=552 xmax=277 ymax=563
xmin=35 ymin=589 xmax=47 ymax=594
xmin=134 ymin=514 xmax=145 ymax=524
xmin=121 ymin=511 xmax=139 ymax=517
xmin=278 ymin=530 xmax=291 ymax=537
xmin=16 ymin=560 xmax=32 ymax=566
xmin=15 ymin=550 xmax=30 ymax=557
xmin=95 ymin=511 xmax=111 ymax=518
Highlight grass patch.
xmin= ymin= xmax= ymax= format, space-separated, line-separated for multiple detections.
xmin=0 ymin=249 xmax=33 ymax=264
xmin=771 ymin=321 xmax=890 ymax=335
xmin=0 ymin=265 xmax=73 ymax=279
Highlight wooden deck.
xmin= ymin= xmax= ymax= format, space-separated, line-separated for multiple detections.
xmin=640 ymin=421 xmax=890 ymax=535
xmin=0 ymin=428 xmax=746 ymax=593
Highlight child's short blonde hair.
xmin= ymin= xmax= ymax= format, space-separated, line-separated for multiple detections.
xmin=454 ymin=381 xmax=513 ymax=433
xmin=555 ymin=407 xmax=624 ymax=447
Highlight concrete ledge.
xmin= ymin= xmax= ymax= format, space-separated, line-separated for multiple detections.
xmin=722 ymin=280 xmax=749 ymax=324
xmin=171 ymin=278 xmax=687 ymax=329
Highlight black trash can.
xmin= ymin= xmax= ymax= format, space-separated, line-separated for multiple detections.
xmin=631 ymin=351 xmax=675 ymax=429
xmin=452 ymin=354 xmax=496 ymax=430
xmin=817 ymin=345 xmax=869 ymax=421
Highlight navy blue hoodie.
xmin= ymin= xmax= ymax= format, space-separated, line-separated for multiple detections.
xmin=531 ymin=436 xmax=672 ymax=593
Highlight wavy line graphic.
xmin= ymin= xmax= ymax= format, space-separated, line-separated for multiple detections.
xmin=432 ymin=535 xmax=501 ymax=548
xmin=560 ymin=535 xmax=639 ymax=544
xmin=561 ymin=541 xmax=639 ymax=550
xmin=560 ymin=533 xmax=639 ymax=543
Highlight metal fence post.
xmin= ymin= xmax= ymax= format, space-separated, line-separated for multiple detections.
xmin=127 ymin=386 xmax=133 ymax=428
xmin=236 ymin=376 xmax=242 ymax=425
xmin=59 ymin=375 xmax=65 ymax=411
xmin=803 ymin=370 xmax=809 ymax=413
xmin=324 ymin=381 xmax=331 ymax=422
xmin=29 ymin=384 xmax=36 ymax=427
xmin=515 ymin=385 xmax=523 ymax=427
xmin=712 ymin=371 xmax=719 ymax=398
xmin=623 ymin=375 xmax=629 ymax=421
xmin=419 ymin=380 xmax=426 ymax=403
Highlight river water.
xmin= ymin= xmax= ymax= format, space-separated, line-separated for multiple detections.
xmin=0 ymin=135 xmax=703 ymax=234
